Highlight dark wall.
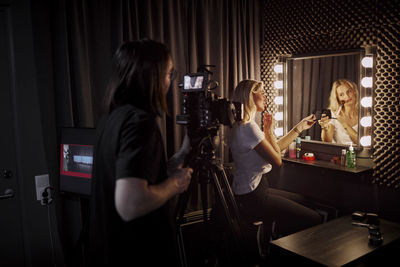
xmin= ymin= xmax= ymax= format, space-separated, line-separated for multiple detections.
xmin=261 ymin=0 xmax=400 ymax=189
xmin=0 ymin=0 xmax=65 ymax=266
xmin=30 ymin=0 xmax=89 ymax=264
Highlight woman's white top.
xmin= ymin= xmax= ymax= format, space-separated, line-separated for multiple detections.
xmin=330 ymin=110 xmax=358 ymax=144
xmin=229 ymin=120 xmax=272 ymax=195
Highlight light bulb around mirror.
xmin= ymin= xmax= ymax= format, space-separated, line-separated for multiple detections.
xmin=274 ymin=63 xmax=283 ymax=73
xmin=360 ymin=135 xmax=371 ymax=147
xmin=361 ymin=77 xmax=373 ymax=87
xmin=274 ymin=80 xmax=283 ymax=89
xmin=360 ymin=96 xmax=373 ymax=107
xmin=360 ymin=116 xmax=372 ymax=127
xmin=274 ymin=112 xmax=283 ymax=121
xmin=274 ymin=127 xmax=283 ymax=137
xmin=274 ymin=96 xmax=283 ymax=105
xmin=361 ymin=56 xmax=373 ymax=68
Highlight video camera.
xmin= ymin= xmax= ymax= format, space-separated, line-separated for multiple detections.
xmin=176 ymin=65 xmax=243 ymax=134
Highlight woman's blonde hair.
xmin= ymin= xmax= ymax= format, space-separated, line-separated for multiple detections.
xmin=231 ymin=80 xmax=264 ymax=123
xmin=328 ymin=79 xmax=359 ymax=113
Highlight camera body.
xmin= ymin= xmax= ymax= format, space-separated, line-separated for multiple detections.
xmin=176 ymin=71 xmax=242 ymax=132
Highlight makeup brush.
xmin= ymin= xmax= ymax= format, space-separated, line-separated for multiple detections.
xmin=335 ymin=101 xmax=345 ymax=117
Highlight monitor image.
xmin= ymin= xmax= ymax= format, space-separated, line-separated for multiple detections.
xmin=182 ymin=74 xmax=207 ymax=92
xmin=59 ymin=127 xmax=96 ymax=196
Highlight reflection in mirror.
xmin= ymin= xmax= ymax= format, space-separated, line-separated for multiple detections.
xmin=285 ymin=50 xmax=362 ymax=146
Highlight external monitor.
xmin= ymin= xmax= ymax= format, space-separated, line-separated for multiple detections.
xmin=59 ymin=127 xmax=96 ymax=196
xmin=183 ymin=73 xmax=207 ymax=92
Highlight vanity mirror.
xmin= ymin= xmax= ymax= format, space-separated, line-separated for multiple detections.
xmin=278 ymin=49 xmax=374 ymax=151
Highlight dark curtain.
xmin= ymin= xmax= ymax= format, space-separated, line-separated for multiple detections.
xmin=49 ymin=0 xmax=261 ymax=160
xmin=287 ymin=53 xmax=360 ymax=141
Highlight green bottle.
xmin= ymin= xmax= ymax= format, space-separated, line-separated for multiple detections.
xmin=346 ymin=143 xmax=356 ymax=168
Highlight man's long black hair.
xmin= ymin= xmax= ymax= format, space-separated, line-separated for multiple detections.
xmin=105 ymin=38 xmax=171 ymax=116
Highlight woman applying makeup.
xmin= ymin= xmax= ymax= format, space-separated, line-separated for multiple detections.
xmin=319 ymin=79 xmax=359 ymax=144
xmin=229 ymin=80 xmax=322 ymax=239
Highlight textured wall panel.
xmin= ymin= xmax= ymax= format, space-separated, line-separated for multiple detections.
xmin=261 ymin=0 xmax=400 ymax=188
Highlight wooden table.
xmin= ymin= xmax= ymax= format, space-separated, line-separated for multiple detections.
xmin=270 ymin=216 xmax=400 ymax=266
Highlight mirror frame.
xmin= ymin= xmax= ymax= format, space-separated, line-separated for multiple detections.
xmin=279 ymin=48 xmax=375 ymax=153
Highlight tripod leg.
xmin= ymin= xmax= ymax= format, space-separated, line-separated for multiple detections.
xmin=200 ymin=179 xmax=209 ymax=225
xmin=215 ymin=165 xmax=242 ymax=222
xmin=209 ymin=166 xmax=245 ymax=260
xmin=174 ymin=166 xmax=199 ymax=267
xmin=175 ymin=186 xmax=191 ymax=226
xmin=177 ymin=226 xmax=187 ymax=267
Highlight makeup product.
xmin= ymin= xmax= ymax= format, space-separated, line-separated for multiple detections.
xmin=295 ymin=137 xmax=301 ymax=159
xmin=302 ymin=152 xmax=315 ymax=161
xmin=335 ymin=101 xmax=345 ymax=117
xmin=288 ymin=141 xmax=296 ymax=159
xmin=346 ymin=143 xmax=356 ymax=168
xmin=341 ymin=149 xmax=346 ymax=166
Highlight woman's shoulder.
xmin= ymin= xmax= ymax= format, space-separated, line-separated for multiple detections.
xmin=232 ymin=121 xmax=254 ymax=131
xmin=233 ymin=120 xmax=263 ymax=136
xmin=237 ymin=120 xmax=258 ymax=128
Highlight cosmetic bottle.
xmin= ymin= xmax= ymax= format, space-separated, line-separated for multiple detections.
xmin=296 ymin=137 xmax=301 ymax=159
xmin=289 ymin=141 xmax=296 ymax=159
xmin=346 ymin=143 xmax=356 ymax=168
xmin=341 ymin=149 xmax=346 ymax=166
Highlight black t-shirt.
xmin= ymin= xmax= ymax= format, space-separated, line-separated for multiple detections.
xmin=88 ymin=104 xmax=178 ymax=266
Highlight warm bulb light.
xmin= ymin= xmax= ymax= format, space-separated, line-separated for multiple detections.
xmin=361 ymin=56 xmax=373 ymax=68
xmin=361 ymin=77 xmax=373 ymax=87
xmin=274 ymin=96 xmax=283 ymax=105
xmin=274 ymin=112 xmax=283 ymax=121
xmin=274 ymin=80 xmax=283 ymax=89
xmin=274 ymin=64 xmax=283 ymax=73
xmin=274 ymin=127 xmax=283 ymax=136
xmin=360 ymin=96 xmax=373 ymax=107
xmin=360 ymin=116 xmax=372 ymax=127
xmin=360 ymin=135 xmax=371 ymax=147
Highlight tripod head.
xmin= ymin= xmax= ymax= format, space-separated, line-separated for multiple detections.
xmin=184 ymin=126 xmax=220 ymax=167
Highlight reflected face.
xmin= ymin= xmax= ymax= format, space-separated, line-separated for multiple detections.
xmin=252 ymin=86 xmax=266 ymax=112
xmin=163 ymin=58 xmax=174 ymax=95
xmin=336 ymin=85 xmax=356 ymax=106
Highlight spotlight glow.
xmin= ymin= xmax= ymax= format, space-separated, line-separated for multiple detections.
xmin=274 ymin=80 xmax=283 ymax=89
xmin=274 ymin=96 xmax=283 ymax=105
xmin=360 ymin=116 xmax=372 ymax=127
xmin=274 ymin=112 xmax=283 ymax=121
xmin=274 ymin=64 xmax=283 ymax=73
xmin=361 ymin=56 xmax=373 ymax=68
xmin=360 ymin=135 xmax=371 ymax=147
xmin=360 ymin=96 xmax=373 ymax=107
xmin=274 ymin=127 xmax=283 ymax=137
xmin=361 ymin=77 xmax=373 ymax=88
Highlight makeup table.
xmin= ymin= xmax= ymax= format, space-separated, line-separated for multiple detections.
xmin=270 ymin=215 xmax=400 ymax=266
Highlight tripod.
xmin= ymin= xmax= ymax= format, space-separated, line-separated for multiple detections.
xmin=174 ymin=129 xmax=246 ymax=267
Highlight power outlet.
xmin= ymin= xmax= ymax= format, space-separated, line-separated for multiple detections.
xmin=35 ymin=174 xmax=50 ymax=201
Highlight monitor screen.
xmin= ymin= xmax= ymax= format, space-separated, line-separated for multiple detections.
xmin=183 ymin=74 xmax=207 ymax=91
xmin=59 ymin=127 xmax=96 ymax=196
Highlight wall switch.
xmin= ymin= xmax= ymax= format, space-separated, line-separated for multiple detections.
xmin=35 ymin=174 xmax=50 ymax=201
